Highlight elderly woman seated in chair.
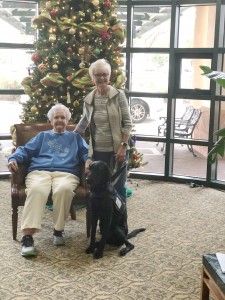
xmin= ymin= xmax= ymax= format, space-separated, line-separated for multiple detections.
xmin=7 ymin=104 xmax=90 ymax=257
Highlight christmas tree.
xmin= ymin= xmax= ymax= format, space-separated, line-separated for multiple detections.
xmin=19 ymin=0 xmax=144 ymax=170
xmin=128 ymin=133 xmax=144 ymax=170
xmin=21 ymin=0 xmax=126 ymax=123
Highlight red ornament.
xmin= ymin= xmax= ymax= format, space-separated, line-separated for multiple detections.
xmin=67 ymin=47 xmax=73 ymax=53
xmin=133 ymin=154 xmax=138 ymax=160
xmin=31 ymin=53 xmax=40 ymax=63
xmin=104 ymin=0 xmax=111 ymax=7
xmin=50 ymin=9 xmax=58 ymax=17
xmin=38 ymin=63 xmax=48 ymax=73
xmin=102 ymin=31 xmax=110 ymax=41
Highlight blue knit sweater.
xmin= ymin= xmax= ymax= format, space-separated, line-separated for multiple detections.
xmin=8 ymin=130 xmax=88 ymax=176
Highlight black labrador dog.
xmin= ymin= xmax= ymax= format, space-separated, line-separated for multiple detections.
xmin=86 ymin=160 xmax=145 ymax=259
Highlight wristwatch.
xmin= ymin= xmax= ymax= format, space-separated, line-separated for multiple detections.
xmin=120 ymin=141 xmax=128 ymax=147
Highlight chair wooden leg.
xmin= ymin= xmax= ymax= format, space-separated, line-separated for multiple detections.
xmin=86 ymin=199 xmax=91 ymax=238
xmin=86 ymin=209 xmax=91 ymax=238
xmin=12 ymin=206 xmax=18 ymax=240
xmin=70 ymin=205 xmax=76 ymax=220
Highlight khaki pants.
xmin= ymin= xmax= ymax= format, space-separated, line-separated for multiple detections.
xmin=21 ymin=170 xmax=80 ymax=232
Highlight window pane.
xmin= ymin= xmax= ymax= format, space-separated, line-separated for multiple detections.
xmin=217 ymin=160 xmax=225 ymax=181
xmin=220 ymin=55 xmax=225 ymax=96
xmin=0 ymin=49 xmax=32 ymax=90
xmin=180 ymin=58 xmax=211 ymax=90
xmin=173 ymin=144 xmax=207 ymax=178
xmin=131 ymin=53 xmax=169 ymax=92
xmin=213 ymin=104 xmax=225 ymax=181
xmin=219 ymin=103 xmax=225 ymax=130
xmin=0 ymin=95 xmax=23 ymax=133
xmin=131 ymin=97 xmax=167 ymax=135
xmin=179 ymin=5 xmax=216 ymax=48
xmin=0 ymin=138 xmax=14 ymax=172
xmin=132 ymin=6 xmax=171 ymax=48
xmin=130 ymin=141 xmax=165 ymax=174
xmin=0 ymin=0 xmax=37 ymax=44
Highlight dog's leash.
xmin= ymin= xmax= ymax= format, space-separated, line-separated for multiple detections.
xmin=111 ymin=163 xmax=127 ymax=186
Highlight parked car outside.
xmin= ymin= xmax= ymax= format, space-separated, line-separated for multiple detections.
xmin=130 ymin=98 xmax=150 ymax=123
xmin=130 ymin=97 xmax=165 ymax=123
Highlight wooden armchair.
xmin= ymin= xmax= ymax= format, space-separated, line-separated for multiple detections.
xmin=10 ymin=123 xmax=90 ymax=240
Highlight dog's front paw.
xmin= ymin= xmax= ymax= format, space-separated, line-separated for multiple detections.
xmin=93 ymin=249 xmax=103 ymax=259
xmin=86 ymin=246 xmax=95 ymax=254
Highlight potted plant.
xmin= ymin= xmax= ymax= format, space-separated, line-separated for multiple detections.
xmin=200 ymin=65 xmax=225 ymax=163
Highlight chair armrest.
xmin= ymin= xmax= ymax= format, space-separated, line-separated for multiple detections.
xmin=75 ymin=165 xmax=90 ymax=202
xmin=11 ymin=173 xmax=19 ymax=197
xmin=11 ymin=164 xmax=27 ymax=193
xmin=79 ymin=163 xmax=89 ymax=193
xmin=159 ymin=116 xmax=167 ymax=123
xmin=158 ymin=116 xmax=167 ymax=126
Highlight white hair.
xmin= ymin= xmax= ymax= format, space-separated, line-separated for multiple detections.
xmin=89 ymin=59 xmax=111 ymax=80
xmin=47 ymin=103 xmax=71 ymax=122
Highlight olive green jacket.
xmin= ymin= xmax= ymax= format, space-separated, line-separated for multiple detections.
xmin=75 ymin=86 xmax=132 ymax=157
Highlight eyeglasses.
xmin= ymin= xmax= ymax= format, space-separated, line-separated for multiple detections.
xmin=94 ymin=73 xmax=109 ymax=78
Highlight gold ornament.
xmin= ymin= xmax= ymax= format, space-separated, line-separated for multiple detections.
xmin=111 ymin=13 xmax=117 ymax=19
xmin=78 ymin=47 xmax=85 ymax=55
xmin=49 ymin=34 xmax=57 ymax=43
xmin=73 ymin=100 xmax=80 ymax=107
xmin=92 ymin=0 xmax=99 ymax=6
xmin=46 ymin=1 xmax=52 ymax=8
xmin=69 ymin=28 xmax=76 ymax=35
xmin=79 ymin=62 xmax=86 ymax=68
xmin=95 ymin=11 xmax=102 ymax=17
xmin=52 ymin=64 xmax=58 ymax=70
xmin=31 ymin=105 xmax=38 ymax=113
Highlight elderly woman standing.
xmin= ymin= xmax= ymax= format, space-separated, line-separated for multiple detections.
xmin=75 ymin=59 xmax=132 ymax=203
xmin=8 ymin=104 xmax=88 ymax=257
